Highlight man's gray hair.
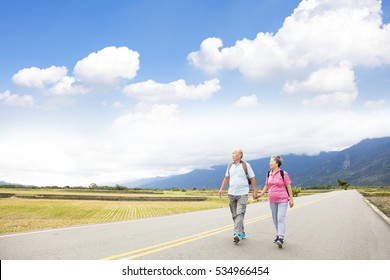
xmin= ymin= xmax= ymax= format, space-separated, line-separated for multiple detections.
xmin=232 ymin=148 xmax=244 ymax=158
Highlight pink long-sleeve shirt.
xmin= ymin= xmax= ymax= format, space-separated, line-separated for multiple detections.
xmin=265 ymin=169 xmax=291 ymax=203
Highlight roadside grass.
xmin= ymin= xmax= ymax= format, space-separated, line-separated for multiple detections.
xmin=355 ymin=186 xmax=390 ymax=218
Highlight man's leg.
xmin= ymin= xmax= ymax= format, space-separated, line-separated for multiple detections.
xmin=228 ymin=195 xmax=238 ymax=234
xmin=235 ymin=195 xmax=248 ymax=235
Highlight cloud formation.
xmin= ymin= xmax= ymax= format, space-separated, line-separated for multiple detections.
xmin=122 ymin=79 xmax=221 ymax=102
xmin=12 ymin=66 xmax=67 ymax=88
xmin=47 ymin=76 xmax=89 ymax=96
xmin=114 ymin=103 xmax=179 ymax=128
xmin=365 ymin=99 xmax=385 ymax=109
xmin=283 ymin=62 xmax=358 ymax=106
xmin=74 ymin=46 xmax=140 ymax=86
xmin=189 ymin=0 xmax=390 ymax=75
xmin=233 ymin=95 xmax=258 ymax=108
xmin=188 ymin=0 xmax=390 ymax=106
xmin=0 ymin=90 xmax=34 ymax=107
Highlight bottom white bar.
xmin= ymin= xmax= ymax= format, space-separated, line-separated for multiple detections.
xmin=1 ymin=260 xmax=389 ymax=280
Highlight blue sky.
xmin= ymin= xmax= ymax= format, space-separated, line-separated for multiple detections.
xmin=1 ymin=0 xmax=390 ymax=186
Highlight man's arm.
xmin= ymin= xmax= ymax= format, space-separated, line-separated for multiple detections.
xmin=251 ymin=177 xmax=258 ymax=199
xmin=218 ymin=176 xmax=229 ymax=198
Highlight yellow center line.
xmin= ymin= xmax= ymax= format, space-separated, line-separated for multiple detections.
xmin=101 ymin=191 xmax=340 ymax=260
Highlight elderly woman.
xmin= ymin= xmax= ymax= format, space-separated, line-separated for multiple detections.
xmin=256 ymin=155 xmax=294 ymax=248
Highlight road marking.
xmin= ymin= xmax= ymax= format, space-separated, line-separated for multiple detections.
xmin=102 ymin=191 xmax=341 ymax=260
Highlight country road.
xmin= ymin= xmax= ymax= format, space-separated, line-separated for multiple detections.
xmin=1 ymin=190 xmax=389 ymax=260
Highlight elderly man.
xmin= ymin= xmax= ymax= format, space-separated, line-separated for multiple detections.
xmin=218 ymin=148 xmax=258 ymax=244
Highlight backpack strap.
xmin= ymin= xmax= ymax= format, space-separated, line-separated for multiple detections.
xmin=227 ymin=162 xmax=233 ymax=176
xmin=267 ymin=169 xmax=289 ymax=194
xmin=241 ymin=161 xmax=249 ymax=178
xmin=228 ymin=161 xmax=251 ymax=184
xmin=280 ymin=170 xmax=285 ymax=185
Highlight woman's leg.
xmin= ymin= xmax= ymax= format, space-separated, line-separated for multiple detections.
xmin=277 ymin=202 xmax=288 ymax=239
xmin=269 ymin=202 xmax=278 ymax=235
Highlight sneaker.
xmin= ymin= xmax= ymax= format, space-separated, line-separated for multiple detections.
xmin=233 ymin=234 xmax=241 ymax=244
xmin=276 ymin=238 xmax=284 ymax=248
xmin=240 ymin=232 xmax=246 ymax=239
xmin=273 ymin=236 xmax=278 ymax=243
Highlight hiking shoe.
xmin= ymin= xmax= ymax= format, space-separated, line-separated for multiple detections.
xmin=233 ymin=234 xmax=241 ymax=244
xmin=276 ymin=238 xmax=284 ymax=248
xmin=240 ymin=232 xmax=246 ymax=239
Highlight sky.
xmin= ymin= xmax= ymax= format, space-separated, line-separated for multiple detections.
xmin=1 ymin=0 xmax=390 ymax=186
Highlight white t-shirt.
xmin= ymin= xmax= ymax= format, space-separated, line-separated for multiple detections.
xmin=225 ymin=161 xmax=255 ymax=196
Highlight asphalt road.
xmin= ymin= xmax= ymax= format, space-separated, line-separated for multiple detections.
xmin=1 ymin=190 xmax=389 ymax=260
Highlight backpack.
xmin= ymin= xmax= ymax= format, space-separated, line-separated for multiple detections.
xmin=228 ymin=160 xmax=252 ymax=185
xmin=267 ymin=170 xmax=289 ymax=195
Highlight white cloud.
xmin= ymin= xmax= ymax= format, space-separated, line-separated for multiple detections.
xmin=233 ymin=95 xmax=258 ymax=109
xmin=2 ymin=105 xmax=390 ymax=186
xmin=283 ymin=62 xmax=358 ymax=106
xmin=114 ymin=103 xmax=178 ymax=128
xmin=365 ymin=99 xmax=385 ymax=109
xmin=0 ymin=90 xmax=35 ymax=107
xmin=283 ymin=63 xmax=356 ymax=94
xmin=47 ymin=76 xmax=89 ymax=96
xmin=12 ymin=66 xmax=67 ymax=88
xmin=112 ymin=101 xmax=127 ymax=109
xmin=74 ymin=46 xmax=140 ymax=86
xmin=189 ymin=0 xmax=390 ymax=76
xmin=301 ymin=91 xmax=358 ymax=107
xmin=122 ymin=79 xmax=221 ymax=102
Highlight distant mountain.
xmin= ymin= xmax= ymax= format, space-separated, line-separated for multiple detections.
xmin=124 ymin=137 xmax=390 ymax=188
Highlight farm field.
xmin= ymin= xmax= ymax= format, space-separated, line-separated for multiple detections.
xmin=356 ymin=186 xmax=390 ymax=218
xmin=0 ymin=186 xmax=340 ymax=234
xmin=0 ymin=187 xmax=228 ymax=234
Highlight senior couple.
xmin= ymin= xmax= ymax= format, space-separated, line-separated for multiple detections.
xmin=218 ymin=148 xmax=294 ymax=248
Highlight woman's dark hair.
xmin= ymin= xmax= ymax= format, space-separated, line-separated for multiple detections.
xmin=271 ymin=155 xmax=283 ymax=167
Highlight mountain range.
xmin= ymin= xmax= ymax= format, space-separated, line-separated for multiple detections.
xmin=123 ymin=137 xmax=390 ymax=188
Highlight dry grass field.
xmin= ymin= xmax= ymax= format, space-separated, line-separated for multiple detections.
xmin=356 ymin=187 xmax=390 ymax=218
xmin=0 ymin=186 xmax=335 ymax=234
xmin=0 ymin=198 xmax=230 ymax=234
xmin=0 ymin=188 xmax=231 ymax=234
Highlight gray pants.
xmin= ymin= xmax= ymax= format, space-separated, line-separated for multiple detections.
xmin=228 ymin=194 xmax=248 ymax=235
xmin=270 ymin=202 xmax=288 ymax=239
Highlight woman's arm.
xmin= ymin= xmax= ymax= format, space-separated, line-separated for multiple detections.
xmin=286 ymin=185 xmax=294 ymax=208
xmin=255 ymin=183 xmax=268 ymax=199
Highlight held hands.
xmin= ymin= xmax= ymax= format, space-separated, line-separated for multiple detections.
xmin=252 ymin=191 xmax=258 ymax=200
xmin=253 ymin=193 xmax=263 ymax=200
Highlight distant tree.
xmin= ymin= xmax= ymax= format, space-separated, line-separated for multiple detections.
xmin=89 ymin=183 xmax=97 ymax=188
xmin=292 ymin=187 xmax=301 ymax=197
xmin=337 ymin=179 xmax=350 ymax=190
